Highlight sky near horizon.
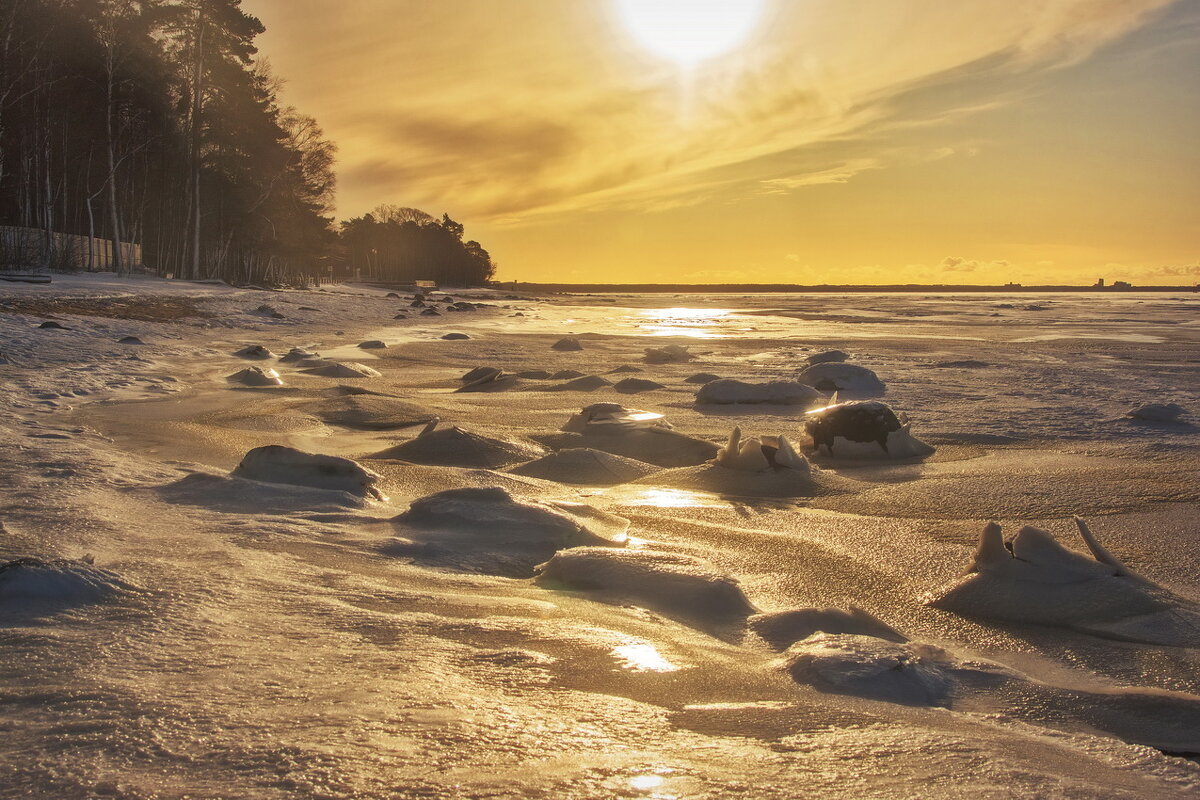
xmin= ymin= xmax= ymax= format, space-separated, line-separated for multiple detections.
xmin=243 ymin=0 xmax=1198 ymax=285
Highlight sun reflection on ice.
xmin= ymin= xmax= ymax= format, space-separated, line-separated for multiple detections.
xmin=612 ymin=642 xmax=680 ymax=673
xmin=636 ymin=307 xmax=732 ymax=338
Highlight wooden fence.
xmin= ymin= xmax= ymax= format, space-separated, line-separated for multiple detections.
xmin=0 ymin=225 xmax=141 ymax=272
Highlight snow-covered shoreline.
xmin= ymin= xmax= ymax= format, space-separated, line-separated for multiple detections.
xmin=1 ymin=274 xmax=1198 ymax=798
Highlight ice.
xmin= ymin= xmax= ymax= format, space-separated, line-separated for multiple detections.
xmin=230 ymin=444 xmax=386 ymax=500
xmin=535 ymin=546 xmax=757 ymax=621
xmin=927 ymin=519 xmax=1200 ymax=646
xmin=749 ymin=607 xmax=907 ymax=649
xmin=389 ymin=487 xmax=627 ymax=576
xmin=782 ymin=634 xmax=956 ymax=706
xmin=695 ymin=378 xmax=821 ymax=406
xmin=806 ymin=349 xmax=849 ymax=365
xmin=613 ymin=377 xmax=665 ymax=393
xmin=509 ymin=448 xmax=660 ymax=485
xmin=796 ymin=362 xmax=886 ymax=395
xmin=372 ymin=423 xmax=546 ymax=469
xmin=1127 ymin=402 xmax=1187 ymax=422
xmin=0 ymin=557 xmax=137 ymax=609
xmin=551 ymin=336 xmax=583 ymax=351
xmin=300 ymin=361 xmax=382 ymax=378
xmin=232 ymin=344 xmax=274 ymax=359
xmin=226 ymin=366 xmax=283 ymax=386
xmin=643 ymin=343 xmax=694 ymax=363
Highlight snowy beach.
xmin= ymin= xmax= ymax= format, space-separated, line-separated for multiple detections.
xmin=1 ymin=275 xmax=1198 ymax=799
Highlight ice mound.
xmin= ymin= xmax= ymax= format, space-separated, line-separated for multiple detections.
xmin=278 ymin=347 xmax=319 ymax=362
xmin=117 ymin=335 xmax=146 ymax=345
xmin=642 ymin=427 xmax=857 ymax=498
xmin=308 ymin=393 xmax=436 ymax=430
xmin=715 ymin=427 xmax=809 ymax=472
xmin=233 ymin=344 xmax=275 ymax=359
xmin=1126 ymin=402 xmax=1186 ymax=422
xmin=226 ymin=366 xmax=284 ymax=387
xmin=550 ymin=369 xmax=585 ymax=380
xmin=456 ymin=367 xmax=517 ymax=393
xmin=613 ymin=378 xmax=664 ymax=394
xmin=515 ymin=370 xmax=552 ymax=379
xmin=509 ymin=448 xmax=660 ymax=485
xmin=551 ymin=337 xmax=583 ymax=351
xmin=301 ymin=361 xmax=382 ymax=378
xmin=782 ymin=634 xmax=955 ymax=706
xmin=38 ymin=320 xmax=69 ymax=330
xmin=372 ymin=423 xmax=545 ymax=469
xmin=441 ymin=333 xmax=470 ymax=340
xmin=606 ymin=365 xmax=642 ymax=374
xmin=0 ymin=557 xmax=136 ymax=609
xmin=643 ymin=344 xmax=693 ymax=363
xmin=796 ymin=362 xmax=885 ymax=395
xmin=545 ymin=405 xmax=717 ymax=468
xmin=805 ymin=350 xmax=848 ymax=365
xmin=695 ymin=378 xmax=821 ymax=406
xmin=926 ymin=519 xmax=1200 ymax=646
xmin=684 ymin=372 xmax=721 ymax=384
xmin=541 ymin=375 xmax=611 ymax=392
xmin=421 ymin=308 xmax=441 ymax=316
xmin=804 ymin=400 xmax=935 ymax=460
xmin=358 ymin=339 xmax=387 ymax=349
xmin=534 ymin=547 xmax=756 ymax=620
xmin=750 ymin=607 xmax=906 ymax=650
xmin=389 ymin=487 xmax=627 ymax=577
xmin=231 ymin=445 xmax=386 ymax=500
xmin=562 ymin=403 xmax=668 ymax=432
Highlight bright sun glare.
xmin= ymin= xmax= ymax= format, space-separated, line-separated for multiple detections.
xmin=615 ymin=0 xmax=765 ymax=66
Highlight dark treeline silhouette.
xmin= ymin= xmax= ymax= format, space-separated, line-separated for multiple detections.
xmin=1 ymin=1 xmax=499 ymax=287
xmin=340 ymin=205 xmax=495 ymax=287
xmin=1 ymin=0 xmax=336 ymax=284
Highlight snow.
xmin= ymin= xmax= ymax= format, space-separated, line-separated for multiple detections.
xmin=695 ymin=378 xmax=822 ymax=405
xmin=0 ymin=274 xmax=1198 ymax=797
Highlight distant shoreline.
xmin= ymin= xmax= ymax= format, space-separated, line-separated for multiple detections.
xmin=508 ymin=282 xmax=1197 ymax=294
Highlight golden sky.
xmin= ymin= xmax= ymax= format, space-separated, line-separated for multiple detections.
xmin=244 ymin=0 xmax=1198 ymax=284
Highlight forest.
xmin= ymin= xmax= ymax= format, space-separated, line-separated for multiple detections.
xmin=0 ymin=0 xmax=495 ymax=286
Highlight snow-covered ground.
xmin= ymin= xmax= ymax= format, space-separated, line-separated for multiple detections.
xmin=1 ymin=274 xmax=1198 ymax=798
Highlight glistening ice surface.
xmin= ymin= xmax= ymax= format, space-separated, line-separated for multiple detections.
xmin=1 ymin=277 xmax=1198 ymax=799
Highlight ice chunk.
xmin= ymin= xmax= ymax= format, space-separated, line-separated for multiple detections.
xmin=535 ymin=547 xmax=756 ymax=620
xmin=796 ymin=362 xmax=885 ymax=395
xmin=695 ymin=379 xmax=821 ymax=406
xmin=231 ymin=445 xmax=385 ymax=500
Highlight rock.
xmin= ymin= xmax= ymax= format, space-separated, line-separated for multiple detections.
xmin=231 ymin=445 xmax=385 ymax=499
xmin=38 ymin=320 xmax=69 ymax=330
xmin=607 ymin=365 xmax=643 ymax=374
xmin=421 ymin=308 xmax=441 ymax=316
xmin=442 ymin=333 xmax=470 ymax=340
xmin=684 ymin=372 xmax=721 ymax=384
xmin=358 ymin=340 xmax=387 ymax=349
xmin=550 ymin=369 xmax=585 ymax=380
xmin=117 ymin=335 xmax=146 ymax=345
xmin=515 ymin=370 xmax=553 ymax=379
xmin=804 ymin=400 xmax=934 ymax=459
xmin=695 ymin=379 xmax=821 ymax=406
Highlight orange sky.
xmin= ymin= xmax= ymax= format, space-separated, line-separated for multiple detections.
xmin=244 ymin=0 xmax=1199 ymax=285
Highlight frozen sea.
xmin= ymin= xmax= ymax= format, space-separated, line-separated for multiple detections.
xmin=0 ymin=277 xmax=1198 ymax=799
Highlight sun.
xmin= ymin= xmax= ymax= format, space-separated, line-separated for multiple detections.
xmin=614 ymin=0 xmax=766 ymax=66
